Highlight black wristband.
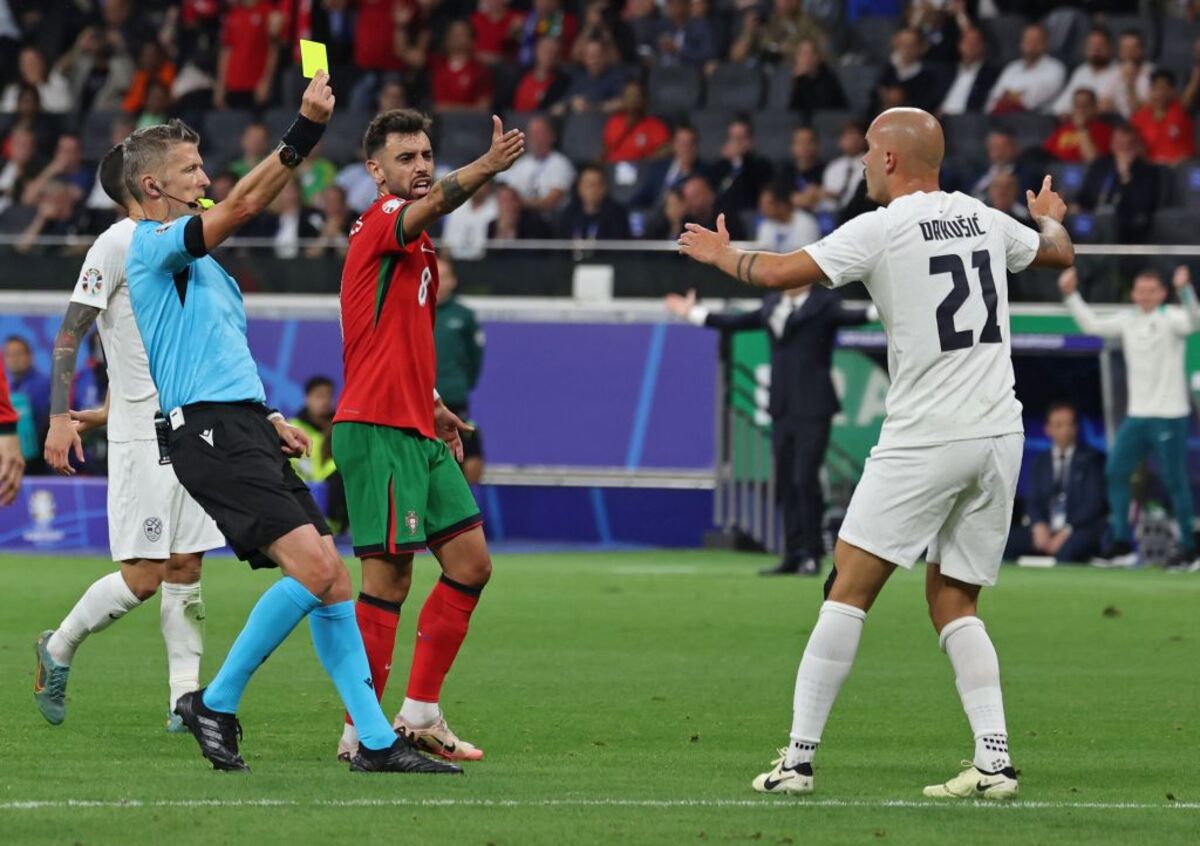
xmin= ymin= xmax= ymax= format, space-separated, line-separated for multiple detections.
xmin=281 ymin=114 xmax=325 ymax=159
xmin=0 ymin=422 xmax=15 ymax=435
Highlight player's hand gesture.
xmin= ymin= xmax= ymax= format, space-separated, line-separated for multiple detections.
xmin=272 ymin=418 xmax=312 ymax=457
xmin=434 ymin=403 xmax=474 ymax=463
xmin=664 ymin=289 xmax=697 ymax=318
xmin=1173 ymin=264 xmax=1191 ymax=291
xmin=481 ymin=115 xmax=525 ymax=176
xmin=1057 ymin=266 xmax=1078 ymax=297
xmin=300 ymin=69 xmax=335 ymax=125
xmin=1027 ymin=174 xmax=1066 ymax=223
xmin=69 ymin=407 xmax=106 ymax=435
xmin=45 ymin=415 xmax=85 ymax=476
xmin=0 ymin=433 xmax=25 ymax=505
xmin=679 ymin=214 xmax=731 ymax=265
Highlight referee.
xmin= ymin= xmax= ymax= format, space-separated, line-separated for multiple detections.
xmin=123 ymin=71 xmax=455 ymax=774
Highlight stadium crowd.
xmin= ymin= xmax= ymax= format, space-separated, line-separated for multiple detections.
xmin=3 ymin=1 xmax=1200 ymax=256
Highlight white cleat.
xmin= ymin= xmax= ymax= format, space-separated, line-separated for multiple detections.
xmin=923 ymin=761 xmax=1019 ymax=800
xmin=393 ymin=713 xmax=484 ymax=761
xmin=751 ymin=749 xmax=814 ymax=795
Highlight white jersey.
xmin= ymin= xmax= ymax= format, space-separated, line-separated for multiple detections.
xmin=806 ymin=190 xmax=1038 ymax=448
xmin=69 ymin=217 xmax=158 ymax=442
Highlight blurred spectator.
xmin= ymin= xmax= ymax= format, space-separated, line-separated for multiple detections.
xmin=472 ymin=0 xmax=524 ymax=64
xmin=984 ymin=170 xmax=1029 ymax=223
xmin=123 ymin=40 xmax=176 ymax=114
xmin=558 ymin=38 xmax=625 ymax=114
xmin=86 ymin=116 xmax=135 ymax=213
xmin=135 ymin=80 xmax=171 ymax=129
xmin=777 ymin=126 xmax=825 ymax=212
xmin=630 ymin=123 xmax=709 ymax=210
xmin=939 ymin=25 xmax=1000 ymax=115
xmin=497 ymin=115 xmax=575 ymax=214
xmin=755 ymin=183 xmax=819 ymax=253
xmin=574 ymin=0 xmax=636 ymax=65
xmin=629 ymin=0 xmax=664 ymax=61
xmin=289 ymin=376 xmax=337 ymax=484
xmin=1051 ymin=27 xmax=1118 ymax=117
xmin=559 ymin=164 xmax=631 ymax=239
xmin=1043 ymin=88 xmax=1112 ymax=164
xmin=1132 ymin=70 xmax=1195 ymax=165
xmin=215 ymin=0 xmax=281 ymax=109
xmin=906 ymin=0 xmax=966 ymax=66
xmin=730 ymin=0 xmax=827 ymax=66
xmin=3 ymin=86 xmax=58 ymax=156
xmin=512 ymin=37 xmax=569 ymax=112
xmin=713 ymin=116 xmax=774 ymax=217
xmin=0 ymin=127 xmax=40 ymax=215
xmin=1004 ymin=402 xmax=1107 ymax=564
xmin=434 ymin=255 xmax=486 ymax=483
xmin=654 ymin=0 xmax=718 ymax=69
xmin=1108 ymin=30 xmax=1153 ymax=118
xmin=603 ymin=80 xmax=671 ymax=162
xmin=337 ymin=151 xmax=379 ymax=214
xmin=269 ymin=178 xmax=322 ymax=259
xmin=431 ymin=20 xmax=494 ymax=111
xmin=788 ymin=37 xmax=846 ymax=116
xmin=378 ymin=78 xmax=408 ymax=112
xmin=297 ymin=141 xmax=337 ymax=206
xmin=442 ymin=181 xmax=499 ymax=259
xmin=488 ymin=182 xmax=554 ymax=238
xmin=355 ymin=0 xmax=428 ymax=77
xmin=22 ymin=133 xmax=92 ymax=205
xmin=970 ymin=129 xmax=1029 ymax=199
xmin=229 ymin=122 xmax=271 ymax=178
xmin=517 ymin=0 xmax=579 ymax=67
xmin=1075 ymin=123 xmax=1159 ymax=243
xmin=4 ymin=335 xmax=50 ymax=469
xmin=209 ymin=170 xmax=239 ymax=205
xmin=305 ymin=184 xmax=354 ymax=258
xmin=55 ymin=25 xmax=134 ymax=115
xmin=1 ymin=46 xmax=72 ymax=113
xmin=648 ymin=174 xmax=746 ymax=240
xmin=986 ymin=23 xmax=1065 ymax=114
xmin=873 ymin=27 xmax=942 ymax=113
xmin=820 ymin=120 xmax=866 ymax=212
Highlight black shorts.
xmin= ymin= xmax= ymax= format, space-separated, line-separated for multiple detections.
xmin=449 ymin=405 xmax=484 ymax=462
xmin=167 ymin=401 xmax=330 ymax=567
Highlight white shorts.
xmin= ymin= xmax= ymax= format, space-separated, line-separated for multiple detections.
xmin=838 ymin=433 xmax=1023 ymax=587
xmin=107 ymin=439 xmax=226 ymax=562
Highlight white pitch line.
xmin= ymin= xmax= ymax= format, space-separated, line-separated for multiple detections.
xmin=2 ymin=798 xmax=1197 ymax=812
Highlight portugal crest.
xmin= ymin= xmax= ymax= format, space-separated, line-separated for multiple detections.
xmin=405 ymin=510 xmax=419 ymax=537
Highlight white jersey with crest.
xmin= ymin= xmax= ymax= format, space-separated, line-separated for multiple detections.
xmin=69 ymin=217 xmax=158 ymax=442
xmin=806 ymin=190 xmax=1038 ymax=448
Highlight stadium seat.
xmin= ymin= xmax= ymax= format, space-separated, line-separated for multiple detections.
xmin=561 ymin=111 xmax=607 ymax=164
xmin=751 ymin=111 xmax=800 ymax=164
xmin=812 ymin=110 xmax=856 ymax=162
xmin=605 ymin=161 xmax=642 ymax=206
xmin=1173 ymin=159 xmax=1200 ymax=208
xmin=81 ymin=110 xmax=120 ymax=162
xmin=1041 ymin=8 xmax=1088 ymax=66
xmin=501 ymin=110 xmax=543 ymax=137
xmin=850 ymin=17 xmax=898 ymax=65
xmin=941 ymin=113 xmax=988 ymax=159
xmin=690 ymin=109 xmax=734 ymax=161
xmin=647 ymin=65 xmax=703 ymax=116
xmin=1151 ymin=208 xmax=1200 ymax=243
xmin=990 ymin=112 xmax=1057 ymax=154
xmin=706 ymin=64 xmax=764 ymax=110
xmin=434 ymin=111 xmax=495 ymax=168
xmin=764 ymin=65 xmax=793 ymax=111
xmin=1068 ymin=209 xmax=1115 ymax=243
xmin=834 ymin=64 xmax=877 ymax=117
xmin=982 ymin=15 xmax=1028 ymax=68
xmin=1158 ymin=23 xmax=1200 ymax=80
xmin=1045 ymin=161 xmax=1086 ymax=202
xmin=202 ymin=110 xmax=254 ymax=170
xmin=0 ymin=203 xmax=35 ymax=235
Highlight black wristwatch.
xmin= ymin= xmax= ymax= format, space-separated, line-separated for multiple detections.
xmin=278 ymin=144 xmax=303 ymax=169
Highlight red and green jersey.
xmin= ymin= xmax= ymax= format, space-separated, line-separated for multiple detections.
xmin=335 ymin=194 xmax=440 ymax=439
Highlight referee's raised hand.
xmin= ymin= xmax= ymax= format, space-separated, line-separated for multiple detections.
xmin=300 ymin=69 xmax=335 ymax=125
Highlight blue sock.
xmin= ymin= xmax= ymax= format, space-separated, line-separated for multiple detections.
xmin=203 ymin=577 xmax=320 ymax=714
xmin=309 ymin=601 xmax=398 ymax=751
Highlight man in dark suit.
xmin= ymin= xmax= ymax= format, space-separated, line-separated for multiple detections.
xmin=629 ymin=124 xmax=710 ymax=211
xmin=665 ymin=285 xmax=873 ymax=576
xmin=1005 ymin=402 xmax=1107 ymax=564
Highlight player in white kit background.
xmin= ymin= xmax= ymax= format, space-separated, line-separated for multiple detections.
xmin=34 ymin=143 xmax=224 ymax=730
xmin=679 ymin=108 xmax=1076 ymax=799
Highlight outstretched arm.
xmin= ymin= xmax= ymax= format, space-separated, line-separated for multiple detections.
xmin=44 ymin=301 xmax=101 ymax=474
xmin=1058 ymin=267 xmax=1124 ymax=338
xmin=400 ymin=115 xmax=525 ymax=242
xmin=664 ymin=289 xmax=765 ymax=331
xmin=1026 ymin=175 xmax=1075 ymax=270
xmin=678 ymin=214 xmax=828 ymax=290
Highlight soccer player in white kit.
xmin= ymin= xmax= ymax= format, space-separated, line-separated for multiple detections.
xmin=679 ymin=108 xmax=1076 ymax=799
xmin=34 ymin=143 xmax=224 ymax=729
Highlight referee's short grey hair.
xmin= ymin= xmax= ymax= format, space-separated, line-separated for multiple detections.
xmin=122 ymin=119 xmax=201 ymax=202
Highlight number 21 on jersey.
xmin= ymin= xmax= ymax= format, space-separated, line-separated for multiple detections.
xmin=931 ymin=249 xmax=1001 ymax=352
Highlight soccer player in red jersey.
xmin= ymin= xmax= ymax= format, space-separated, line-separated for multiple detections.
xmin=0 ymin=367 xmax=25 ymax=505
xmin=333 ymin=110 xmax=523 ymax=762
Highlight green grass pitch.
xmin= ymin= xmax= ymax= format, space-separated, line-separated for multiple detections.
xmin=2 ymin=550 xmax=1197 ymax=845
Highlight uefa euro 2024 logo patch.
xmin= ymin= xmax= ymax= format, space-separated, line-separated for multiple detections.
xmin=79 ymin=268 xmax=103 ymax=296
xmin=382 ymin=198 xmax=402 ymax=214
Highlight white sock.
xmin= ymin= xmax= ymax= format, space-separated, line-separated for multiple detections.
xmin=47 ymin=572 xmax=143 ymax=666
xmin=940 ymin=616 xmax=1012 ymax=773
xmin=160 ymin=581 xmax=205 ymax=711
xmin=399 ymin=698 xmax=440 ymax=728
xmin=785 ymin=601 xmax=867 ymax=768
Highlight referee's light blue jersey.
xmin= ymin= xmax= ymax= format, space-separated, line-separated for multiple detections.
xmin=126 ymin=217 xmax=266 ymax=412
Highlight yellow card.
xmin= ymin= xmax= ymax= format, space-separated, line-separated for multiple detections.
xmin=299 ymin=40 xmax=328 ymax=79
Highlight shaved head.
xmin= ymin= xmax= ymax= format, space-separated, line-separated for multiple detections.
xmin=862 ymin=108 xmax=944 ymax=204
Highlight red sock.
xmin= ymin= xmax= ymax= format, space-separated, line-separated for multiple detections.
xmin=344 ymin=593 xmax=400 ymax=726
xmin=406 ymin=576 xmax=482 ymax=703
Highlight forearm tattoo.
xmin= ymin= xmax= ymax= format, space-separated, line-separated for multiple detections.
xmin=736 ymin=252 xmax=760 ymax=286
xmin=50 ymin=301 xmax=100 ymax=416
xmin=435 ymin=170 xmax=469 ymax=213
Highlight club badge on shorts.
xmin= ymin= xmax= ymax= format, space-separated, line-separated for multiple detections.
xmin=144 ymin=517 xmax=163 ymax=543
xmin=405 ymin=510 xmax=419 ymax=537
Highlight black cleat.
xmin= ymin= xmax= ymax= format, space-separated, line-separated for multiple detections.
xmin=349 ymin=733 xmax=464 ymax=774
xmin=173 ymin=688 xmax=250 ymax=772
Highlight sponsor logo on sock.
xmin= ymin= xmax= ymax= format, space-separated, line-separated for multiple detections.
xmin=199 ymin=429 xmax=214 ymax=447
xmin=364 ymin=677 xmax=374 ymax=689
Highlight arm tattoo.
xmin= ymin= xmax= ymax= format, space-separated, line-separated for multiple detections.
xmin=735 ymin=252 xmax=748 ymax=284
xmin=50 ymin=301 xmax=101 ymax=416
xmin=745 ymin=253 xmax=760 ymax=287
xmin=435 ymin=170 xmax=470 ymax=213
